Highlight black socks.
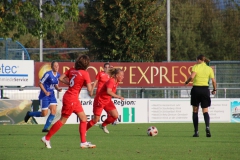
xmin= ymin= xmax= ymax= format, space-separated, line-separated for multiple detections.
xmin=192 ymin=112 xmax=198 ymax=132
xmin=203 ymin=112 xmax=210 ymax=128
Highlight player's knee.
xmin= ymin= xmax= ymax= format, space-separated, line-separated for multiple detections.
xmin=93 ymin=116 xmax=100 ymax=123
xmin=51 ymin=110 xmax=57 ymax=115
xmin=112 ymin=114 xmax=119 ymax=119
xmin=41 ymin=113 xmax=47 ymax=117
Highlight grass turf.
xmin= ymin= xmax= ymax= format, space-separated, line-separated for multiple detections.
xmin=0 ymin=123 xmax=239 ymax=160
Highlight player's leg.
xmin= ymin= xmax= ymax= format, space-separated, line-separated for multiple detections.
xmin=202 ymin=107 xmax=211 ymax=137
xmin=201 ymin=89 xmax=211 ymax=137
xmin=87 ymin=115 xmax=100 ymax=130
xmin=24 ymin=99 xmax=47 ymax=122
xmin=75 ymin=102 xmax=96 ymax=148
xmin=192 ymin=106 xmax=199 ymax=137
xmin=42 ymin=115 xmax=68 ymax=149
xmin=191 ymin=87 xmax=200 ymax=137
xmin=42 ymin=96 xmax=57 ymax=132
xmin=42 ymin=98 xmax=70 ymax=148
xmin=86 ymin=101 xmax=103 ymax=131
xmin=99 ymin=101 xmax=118 ymax=134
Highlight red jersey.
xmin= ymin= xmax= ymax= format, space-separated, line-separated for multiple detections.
xmin=95 ymin=71 xmax=110 ymax=94
xmin=63 ymin=67 xmax=91 ymax=100
xmin=94 ymin=78 xmax=118 ymax=105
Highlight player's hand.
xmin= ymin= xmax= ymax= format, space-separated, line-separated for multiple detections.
xmin=45 ymin=92 xmax=51 ymax=96
xmin=211 ymin=90 xmax=216 ymax=95
xmin=89 ymin=90 xmax=93 ymax=97
xmin=57 ymin=88 xmax=62 ymax=92
xmin=119 ymin=96 xmax=124 ymax=101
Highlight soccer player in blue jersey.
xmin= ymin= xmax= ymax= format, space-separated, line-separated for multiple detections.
xmin=24 ymin=61 xmax=62 ymax=132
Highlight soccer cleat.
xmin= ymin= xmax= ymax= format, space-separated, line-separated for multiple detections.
xmin=80 ymin=142 xmax=96 ymax=149
xmin=24 ymin=111 xmax=31 ymax=122
xmin=99 ymin=124 xmax=109 ymax=134
xmin=193 ymin=131 xmax=199 ymax=137
xmin=41 ymin=136 xmax=51 ymax=149
xmin=42 ymin=129 xmax=49 ymax=133
xmin=206 ymin=128 xmax=211 ymax=137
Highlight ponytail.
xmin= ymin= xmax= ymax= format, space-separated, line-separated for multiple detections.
xmin=108 ymin=68 xmax=122 ymax=77
xmin=197 ymin=54 xmax=210 ymax=65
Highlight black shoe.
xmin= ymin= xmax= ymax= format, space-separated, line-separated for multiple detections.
xmin=24 ymin=111 xmax=31 ymax=122
xmin=193 ymin=132 xmax=199 ymax=137
xmin=42 ymin=129 xmax=49 ymax=132
xmin=206 ymin=128 xmax=211 ymax=137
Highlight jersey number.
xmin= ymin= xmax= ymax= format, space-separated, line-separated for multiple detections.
xmin=69 ymin=76 xmax=76 ymax=87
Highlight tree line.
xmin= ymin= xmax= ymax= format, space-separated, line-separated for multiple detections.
xmin=1 ymin=0 xmax=239 ymax=61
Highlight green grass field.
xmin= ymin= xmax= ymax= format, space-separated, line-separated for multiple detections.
xmin=0 ymin=123 xmax=239 ymax=160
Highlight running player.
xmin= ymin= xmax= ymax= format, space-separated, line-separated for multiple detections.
xmin=90 ymin=63 xmax=118 ymax=125
xmin=24 ymin=61 xmax=62 ymax=132
xmin=87 ymin=68 xmax=124 ymax=134
xmin=41 ymin=54 xmax=96 ymax=149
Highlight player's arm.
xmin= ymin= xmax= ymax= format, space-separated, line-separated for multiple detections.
xmin=59 ymin=74 xmax=70 ymax=85
xmin=86 ymin=82 xmax=93 ymax=97
xmin=185 ymin=71 xmax=196 ymax=85
xmin=90 ymin=80 xmax=98 ymax=96
xmin=107 ymin=88 xmax=124 ymax=100
xmin=211 ymin=78 xmax=217 ymax=94
xmin=54 ymin=84 xmax=62 ymax=92
xmin=39 ymin=82 xmax=50 ymax=96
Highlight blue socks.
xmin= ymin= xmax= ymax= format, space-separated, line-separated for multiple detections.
xmin=27 ymin=112 xmax=55 ymax=130
xmin=28 ymin=111 xmax=41 ymax=117
xmin=43 ymin=113 xmax=55 ymax=130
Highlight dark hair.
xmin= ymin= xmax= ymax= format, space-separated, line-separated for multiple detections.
xmin=51 ymin=61 xmax=57 ymax=68
xmin=104 ymin=62 xmax=110 ymax=68
xmin=107 ymin=68 xmax=122 ymax=77
xmin=75 ymin=54 xmax=90 ymax=70
xmin=196 ymin=54 xmax=210 ymax=63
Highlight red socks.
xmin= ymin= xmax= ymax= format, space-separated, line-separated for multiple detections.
xmin=86 ymin=120 xmax=96 ymax=131
xmin=102 ymin=116 xmax=117 ymax=127
xmin=45 ymin=120 xmax=63 ymax=140
xmin=80 ymin=121 xmax=87 ymax=143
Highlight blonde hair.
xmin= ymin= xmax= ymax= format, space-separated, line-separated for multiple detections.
xmin=107 ymin=68 xmax=122 ymax=77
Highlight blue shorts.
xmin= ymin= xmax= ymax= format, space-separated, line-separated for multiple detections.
xmin=40 ymin=95 xmax=57 ymax=110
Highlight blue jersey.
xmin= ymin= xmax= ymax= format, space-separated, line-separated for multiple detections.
xmin=38 ymin=70 xmax=60 ymax=99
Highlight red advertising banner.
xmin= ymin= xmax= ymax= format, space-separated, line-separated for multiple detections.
xmin=34 ymin=62 xmax=196 ymax=87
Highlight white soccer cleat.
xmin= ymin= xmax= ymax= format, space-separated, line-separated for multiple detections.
xmin=41 ymin=136 xmax=51 ymax=149
xmin=80 ymin=142 xmax=96 ymax=149
xmin=99 ymin=124 xmax=109 ymax=134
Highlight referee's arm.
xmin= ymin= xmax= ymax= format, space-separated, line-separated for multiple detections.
xmin=211 ymin=78 xmax=217 ymax=94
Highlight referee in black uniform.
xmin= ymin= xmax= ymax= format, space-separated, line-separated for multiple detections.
xmin=185 ymin=55 xmax=217 ymax=137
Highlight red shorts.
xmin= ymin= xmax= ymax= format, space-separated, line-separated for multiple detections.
xmin=93 ymin=100 xmax=116 ymax=116
xmin=61 ymin=97 xmax=83 ymax=118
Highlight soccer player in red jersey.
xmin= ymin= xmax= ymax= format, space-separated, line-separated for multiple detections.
xmin=90 ymin=63 xmax=118 ymax=125
xmin=41 ymin=54 xmax=96 ymax=149
xmin=87 ymin=68 xmax=124 ymax=134
xmin=90 ymin=62 xmax=111 ymax=96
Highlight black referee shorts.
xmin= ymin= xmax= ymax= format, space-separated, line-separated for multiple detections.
xmin=190 ymin=86 xmax=211 ymax=108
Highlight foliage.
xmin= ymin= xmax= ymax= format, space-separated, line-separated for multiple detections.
xmin=169 ymin=0 xmax=240 ymax=61
xmin=0 ymin=0 xmax=84 ymax=39
xmin=80 ymin=0 xmax=166 ymax=62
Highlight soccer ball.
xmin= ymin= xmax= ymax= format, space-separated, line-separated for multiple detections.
xmin=147 ymin=126 xmax=158 ymax=137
